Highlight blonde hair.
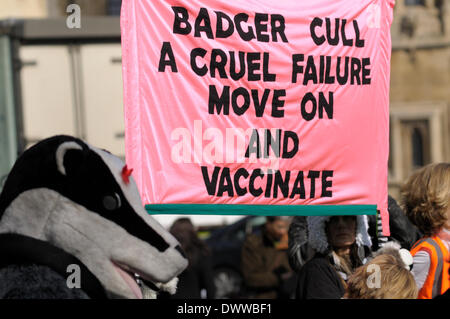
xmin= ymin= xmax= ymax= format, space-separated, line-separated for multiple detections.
xmin=401 ymin=163 xmax=450 ymax=236
xmin=344 ymin=254 xmax=418 ymax=299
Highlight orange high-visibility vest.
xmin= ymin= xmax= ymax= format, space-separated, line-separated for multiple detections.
xmin=410 ymin=236 xmax=450 ymax=299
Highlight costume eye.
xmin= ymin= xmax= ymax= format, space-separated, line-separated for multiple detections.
xmin=102 ymin=193 xmax=122 ymax=210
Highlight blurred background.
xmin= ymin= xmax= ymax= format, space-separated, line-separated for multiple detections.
xmin=0 ymin=0 xmax=449 ymax=299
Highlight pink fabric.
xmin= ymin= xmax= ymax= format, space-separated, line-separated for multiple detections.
xmin=121 ymin=0 xmax=393 ymax=235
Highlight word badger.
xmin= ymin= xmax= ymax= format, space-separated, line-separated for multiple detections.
xmin=0 ymin=135 xmax=187 ymax=299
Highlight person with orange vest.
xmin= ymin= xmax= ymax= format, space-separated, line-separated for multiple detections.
xmin=401 ymin=163 xmax=450 ymax=299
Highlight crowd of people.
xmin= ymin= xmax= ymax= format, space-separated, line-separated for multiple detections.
xmin=169 ymin=162 xmax=449 ymax=299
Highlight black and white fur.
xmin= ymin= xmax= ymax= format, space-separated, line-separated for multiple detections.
xmin=0 ymin=135 xmax=188 ymax=299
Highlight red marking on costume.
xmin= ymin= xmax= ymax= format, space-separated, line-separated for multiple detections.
xmin=121 ymin=165 xmax=133 ymax=184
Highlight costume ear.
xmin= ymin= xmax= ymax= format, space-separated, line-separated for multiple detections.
xmin=55 ymin=141 xmax=84 ymax=176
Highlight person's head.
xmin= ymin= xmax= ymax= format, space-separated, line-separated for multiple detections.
xmin=345 ymin=254 xmax=418 ymax=299
xmin=169 ymin=218 xmax=197 ymax=249
xmin=169 ymin=218 xmax=209 ymax=267
xmin=307 ymin=215 xmax=372 ymax=256
xmin=265 ymin=216 xmax=292 ymax=241
xmin=325 ymin=216 xmax=357 ymax=251
xmin=401 ymin=163 xmax=450 ymax=236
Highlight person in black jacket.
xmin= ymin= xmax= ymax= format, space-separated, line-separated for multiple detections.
xmin=169 ymin=218 xmax=216 ymax=299
xmin=367 ymin=196 xmax=422 ymax=250
xmin=288 ymin=196 xmax=422 ymax=273
xmin=296 ymin=215 xmax=372 ymax=299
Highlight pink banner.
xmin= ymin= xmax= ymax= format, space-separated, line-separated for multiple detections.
xmin=121 ymin=0 xmax=394 ymax=235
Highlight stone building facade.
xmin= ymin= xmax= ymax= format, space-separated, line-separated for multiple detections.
xmin=389 ymin=0 xmax=450 ymax=199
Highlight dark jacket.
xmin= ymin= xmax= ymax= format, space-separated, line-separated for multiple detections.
xmin=367 ymin=196 xmax=422 ymax=250
xmin=241 ymin=229 xmax=294 ymax=299
xmin=0 ymin=233 xmax=107 ymax=299
xmin=172 ymin=251 xmax=215 ymax=299
xmin=296 ymin=254 xmax=345 ymax=299
xmin=387 ymin=195 xmax=422 ymax=249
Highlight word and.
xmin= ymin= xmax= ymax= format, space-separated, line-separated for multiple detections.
xmin=171 ymin=122 xmax=290 ymax=171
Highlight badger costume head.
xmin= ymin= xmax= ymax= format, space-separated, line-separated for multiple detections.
xmin=0 ymin=135 xmax=187 ymax=299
